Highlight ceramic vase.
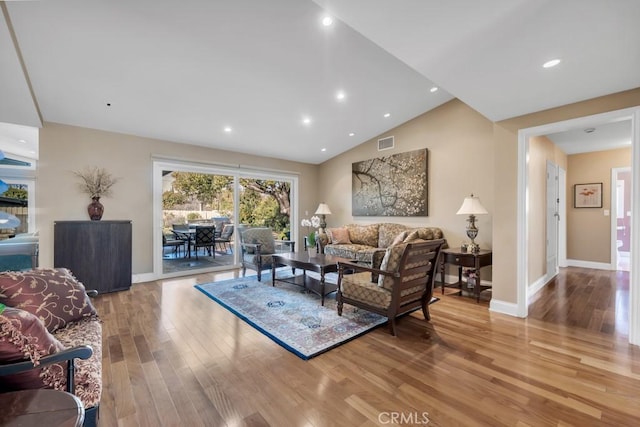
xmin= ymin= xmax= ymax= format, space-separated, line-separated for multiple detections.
xmin=88 ymin=197 xmax=104 ymax=221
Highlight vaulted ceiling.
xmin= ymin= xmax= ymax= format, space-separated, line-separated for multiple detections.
xmin=1 ymin=0 xmax=639 ymax=163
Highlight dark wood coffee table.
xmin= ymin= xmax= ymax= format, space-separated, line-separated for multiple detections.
xmin=271 ymin=252 xmax=351 ymax=306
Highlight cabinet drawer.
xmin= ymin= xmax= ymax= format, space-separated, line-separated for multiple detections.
xmin=443 ymin=253 xmax=476 ymax=267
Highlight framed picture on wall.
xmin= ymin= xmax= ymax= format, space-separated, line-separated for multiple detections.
xmin=574 ymin=183 xmax=603 ymax=208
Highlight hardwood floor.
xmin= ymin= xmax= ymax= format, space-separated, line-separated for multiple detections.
xmin=93 ymin=267 xmax=640 ymax=426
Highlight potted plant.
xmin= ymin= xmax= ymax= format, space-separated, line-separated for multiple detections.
xmin=73 ymin=166 xmax=119 ymax=220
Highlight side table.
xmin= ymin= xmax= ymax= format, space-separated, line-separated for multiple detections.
xmin=0 ymin=389 xmax=85 ymax=427
xmin=439 ymin=247 xmax=493 ymax=302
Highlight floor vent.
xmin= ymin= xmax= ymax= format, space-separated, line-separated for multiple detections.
xmin=378 ymin=136 xmax=394 ymax=151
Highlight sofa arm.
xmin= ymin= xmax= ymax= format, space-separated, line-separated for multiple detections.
xmin=316 ymin=231 xmax=329 ymax=253
xmin=0 ymin=345 xmax=93 ymax=395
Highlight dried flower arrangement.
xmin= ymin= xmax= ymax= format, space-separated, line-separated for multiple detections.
xmin=73 ymin=166 xmax=120 ymax=199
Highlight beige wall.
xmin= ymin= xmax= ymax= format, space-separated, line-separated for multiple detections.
xmin=567 ymin=147 xmax=631 ymax=263
xmin=318 ymin=99 xmax=495 ymax=252
xmin=37 ymin=122 xmax=319 ymax=274
xmin=528 ymin=136 xmax=568 ymax=282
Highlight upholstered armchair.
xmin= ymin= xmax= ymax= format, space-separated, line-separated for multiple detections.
xmin=239 ymin=227 xmax=295 ymax=281
xmin=336 ymin=239 xmax=445 ymax=336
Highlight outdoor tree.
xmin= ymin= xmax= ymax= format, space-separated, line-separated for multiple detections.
xmin=3 ymin=186 xmax=27 ymax=200
xmin=162 ymin=191 xmax=186 ymax=208
xmin=170 ymin=173 xmax=232 ymax=210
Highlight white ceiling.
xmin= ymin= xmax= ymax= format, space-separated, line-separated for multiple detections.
xmin=1 ymin=0 xmax=639 ymax=164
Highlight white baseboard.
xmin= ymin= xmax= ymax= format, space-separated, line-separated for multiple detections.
xmin=565 ymin=259 xmax=613 ymax=270
xmin=527 ymin=275 xmax=548 ymax=301
xmin=489 ymin=299 xmax=521 ymax=317
xmin=132 ymin=273 xmax=155 ymax=284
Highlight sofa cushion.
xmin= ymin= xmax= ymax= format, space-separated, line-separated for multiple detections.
xmin=0 ymin=268 xmax=97 ymax=333
xmin=50 ymin=318 xmax=102 ymax=409
xmin=327 ymin=227 xmax=351 ymax=244
xmin=347 ymin=224 xmax=379 ymax=247
xmin=378 ymin=223 xmax=410 ymax=248
xmin=0 ymin=306 xmax=65 ymax=391
xmin=404 ymin=227 xmax=444 ymax=243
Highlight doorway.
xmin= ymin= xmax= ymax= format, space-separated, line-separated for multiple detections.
xmin=516 ymin=106 xmax=640 ymax=346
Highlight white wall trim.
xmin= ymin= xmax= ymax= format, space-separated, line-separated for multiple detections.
xmin=527 ymin=275 xmax=548 ymax=301
xmin=518 ymin=106 xmax=640 ymax=347
xmin=489 ymin=299 xmax=520 ymax=317
xmin=565 ymin=259 xmax=614 ymax=271
xmin=132 ymin=273 xmax=155 ymax=284
xmin=629 ymin=107 xmax=640 ymax=345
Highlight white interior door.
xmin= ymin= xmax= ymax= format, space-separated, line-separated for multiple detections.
xmin=546 ymin=161 xmax=559 ymax=279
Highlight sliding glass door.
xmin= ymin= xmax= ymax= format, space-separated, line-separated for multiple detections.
xmin=153 ymin=160 xmax=297 ymax=278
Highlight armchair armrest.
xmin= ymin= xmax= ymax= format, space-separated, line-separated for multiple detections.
xmin=276 ymin=239 xmax=295 ymax=252
xmin=337 ymin=260 xmax=398 ymax=278
xmin=0 ymin=345 xmax=93 ymax=395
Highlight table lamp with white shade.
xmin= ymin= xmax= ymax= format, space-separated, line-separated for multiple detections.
xmin=314 ymin=203 xmax=332 ymax=233
xmin=456 ymin=194 xmax=488 ymax=253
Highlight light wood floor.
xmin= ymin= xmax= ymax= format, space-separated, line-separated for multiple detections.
xmin=93 ymin=267 xmax=640 ymax=426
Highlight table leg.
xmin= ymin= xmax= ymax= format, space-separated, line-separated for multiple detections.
xmin=320 ymin=269 xmax=326 ymax=306
xmin=475 ymin=260 xmax=481 ymax=303
xmin=272 ymin=263 xmax=276 ymax=287
xmin=440 ymin=259 xmax=445 ymax=294
xmin=458 ymin=266 xmax=463 ymax=295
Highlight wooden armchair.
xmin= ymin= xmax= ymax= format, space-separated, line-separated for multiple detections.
xmin=239 ymin=227 xmax=295 ymax=281
xmin=336 ymin=239 xmax=445 ymax=336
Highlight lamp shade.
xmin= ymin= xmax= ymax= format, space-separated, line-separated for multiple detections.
xmin=456 ymin=194 xmax=488 ymax=215
xmin=314 ymin=203 xmax=332 ymax=215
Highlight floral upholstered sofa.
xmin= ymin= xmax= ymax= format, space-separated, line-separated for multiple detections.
xmin=317 ymin=223 xmax=445 ymax=269
xmin=0 ymin=268 xmax=102 ymax=427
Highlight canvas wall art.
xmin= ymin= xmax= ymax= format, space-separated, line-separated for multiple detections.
xmin=352 ymin=148 xmax=428 ymax=216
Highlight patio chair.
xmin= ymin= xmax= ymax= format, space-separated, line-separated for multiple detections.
xmin=163 ymin=232 xmax=184 ymax=257
xmin=239 ymin=227 xmax=295 ymax=281
xmin=336 ymin=239 xmax=445 ymax=336
xmin=193 ymin=225 xmax=215 ymax=259
xmin=216 ymin=224 xmax=234 ymax=253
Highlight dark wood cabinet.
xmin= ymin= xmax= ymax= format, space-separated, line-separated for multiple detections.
xmin=54 ymin=220 xmax=132 ymax=294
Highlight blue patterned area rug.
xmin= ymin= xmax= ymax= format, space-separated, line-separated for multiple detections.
xmin=195 ymin=272 xmax=390 ymax=360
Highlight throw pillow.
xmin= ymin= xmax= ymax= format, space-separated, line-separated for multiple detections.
xmin=0 ymin=268 xmax=97 ymax=333
xmin=327 ymin=227 xmax=351 ymax=244
xmin=377 ymin=243 xmax=408 ymax=290
xmin=0 ymin=306 xmax=66 ymax=391
xmin=391 ymin=231 xmax=408 ymax=246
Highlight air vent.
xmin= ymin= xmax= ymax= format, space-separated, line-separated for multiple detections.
xmin=378 ymin=136 xmax=394 ymax=151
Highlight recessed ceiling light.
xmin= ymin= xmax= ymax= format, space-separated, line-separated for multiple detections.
xmin=348 ymin=132 xmax=355 ymax=137
xmin=584 ymin=127 xmax=596 ymax=133
xmin=18 ymin=139 xmax=26 ymax=143
xmin=543 ymin=58 xmax=561 ymax=68
xmin=322 ymin=16 xmax=333 ymax=26
xmin=302 ymin=117 xmax=312 ymax=125
xmin=223 ymin=126 xmax=232 ymax=133
xmin=336 ymin=91 xmax=346 ymax=101
xmin=430 ymin=87 xmax=438 ymax=93
xmin=321 ymin=148 xmax=327 ymax=152
xmin=383 ymin=113 xmax=391 ymax=118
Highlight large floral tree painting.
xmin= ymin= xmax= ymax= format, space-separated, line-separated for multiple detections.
xmin=352 ymin=148 xmax=428 ymax=216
